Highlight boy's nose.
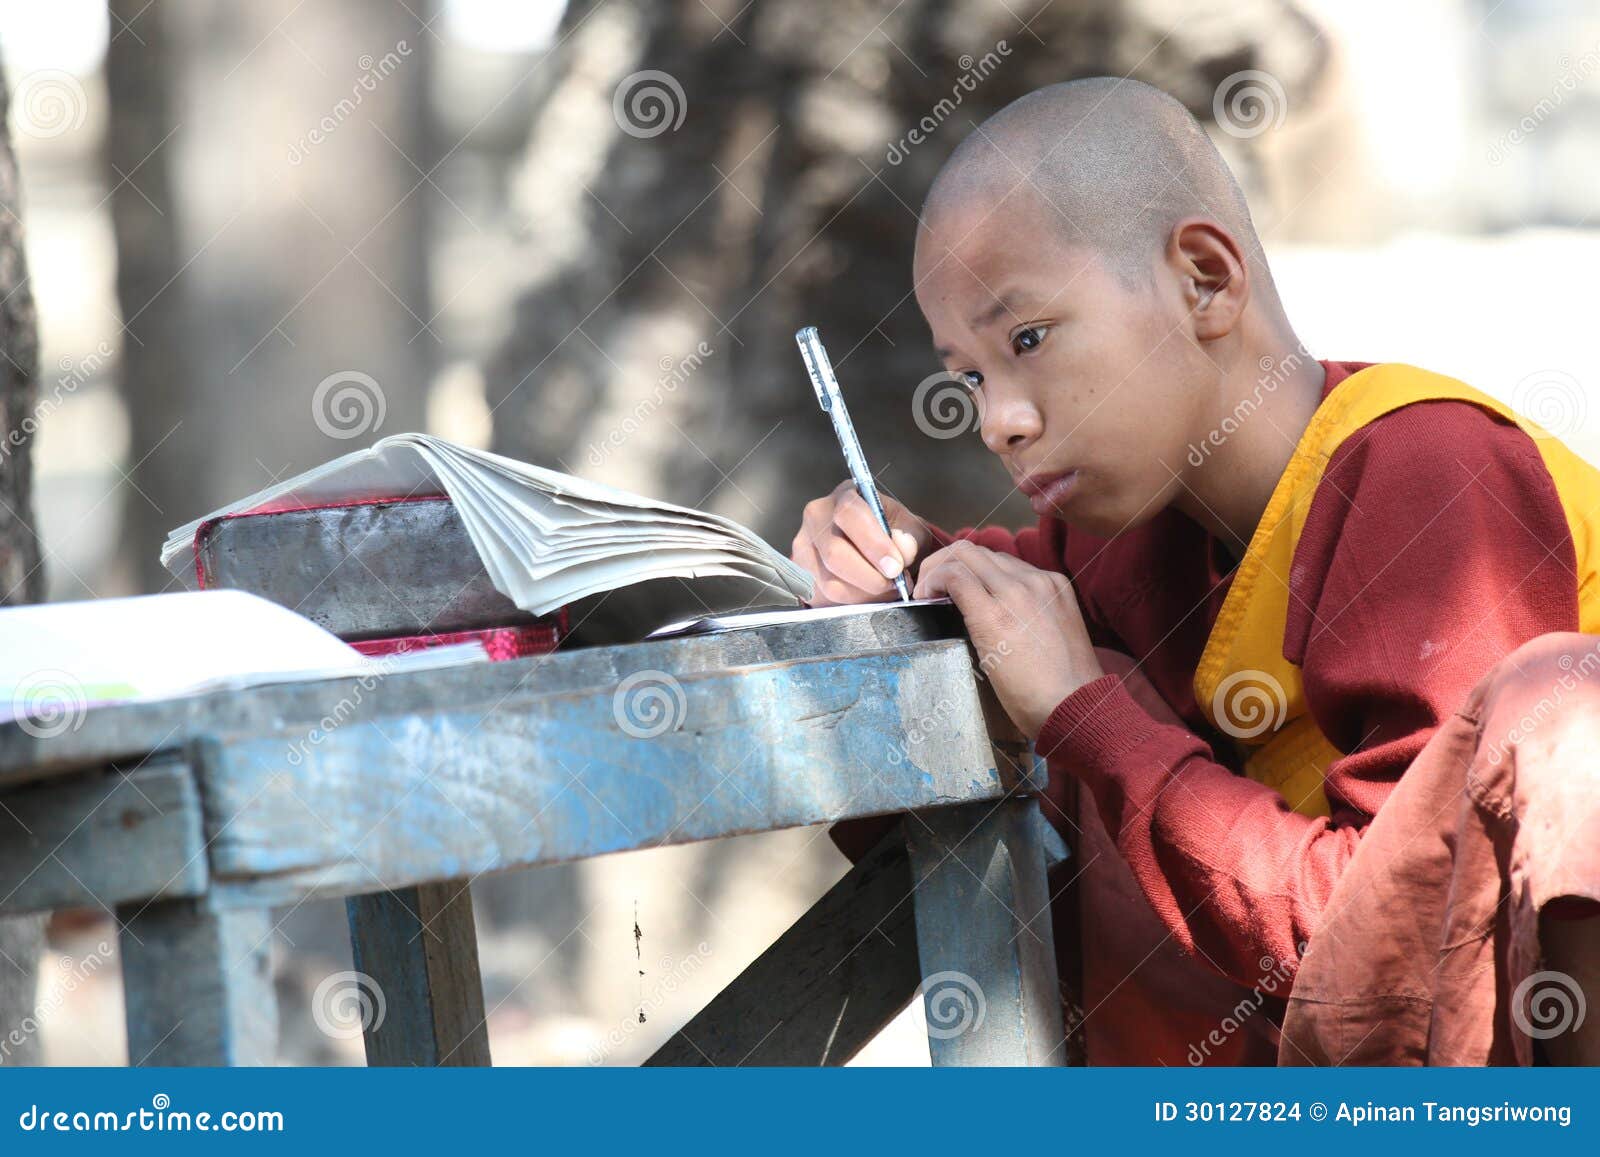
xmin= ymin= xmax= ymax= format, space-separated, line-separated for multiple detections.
xmin=979 ymin=390 xmax=1044 ymax=456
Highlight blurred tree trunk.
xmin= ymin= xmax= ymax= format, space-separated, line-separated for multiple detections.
xmin=110 ymin=0 xmax=436 ymax=589
xmin=0 ymin=52 xmax=47 ymax=1067
xmin=108 ymin=0 xmax=194 ymax=593
xmin=486 ymin=0 xmax=1329 ymax=544
xmin=102 ymin=0 xmax=441 ymax=1061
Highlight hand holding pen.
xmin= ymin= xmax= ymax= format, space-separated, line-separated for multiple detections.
xmin=791 ymin=326 xmax=933 ymax=605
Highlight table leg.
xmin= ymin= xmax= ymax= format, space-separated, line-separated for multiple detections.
xmin=906 ymin=797 xmax=1066 ymax=1065
xmin=346 ymin=881 xmax=491 ymax=1066
xmin=117 ymin=899 xmax=276 ymax=1066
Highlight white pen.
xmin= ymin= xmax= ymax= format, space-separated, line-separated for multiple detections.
xmin=794 ymin=325 xmax=913 ymax=602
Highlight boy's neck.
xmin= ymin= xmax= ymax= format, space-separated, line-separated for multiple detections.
xmin=1173 ymin=341 xmax=1327 ymax=559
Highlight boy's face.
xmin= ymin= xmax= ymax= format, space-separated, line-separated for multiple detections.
xmin=913 ymin=187 xmax=1218 ymax=538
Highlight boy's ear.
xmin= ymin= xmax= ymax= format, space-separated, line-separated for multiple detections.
xmin=1166 ymin=217 xmax=1250 ymax=341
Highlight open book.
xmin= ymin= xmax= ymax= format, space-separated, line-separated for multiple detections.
xmin=160 ymin=434 xmax=813 ymax=617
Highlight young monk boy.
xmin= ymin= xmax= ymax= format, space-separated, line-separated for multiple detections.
xmin=794 ymin=77 xmax=1600 ymax=1066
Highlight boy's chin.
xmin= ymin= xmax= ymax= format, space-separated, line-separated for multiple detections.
xmin=1056 ymin=496 xmax=1156 ymax=539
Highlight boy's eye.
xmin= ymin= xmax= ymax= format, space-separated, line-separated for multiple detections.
xmin=1012 ymin=325 xmax=1049 ymax=355
xmin=960 ymin=370 xmax=984 ymax=391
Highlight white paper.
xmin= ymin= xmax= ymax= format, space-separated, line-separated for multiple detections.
xmin=0 ymin=590 xmax=487 ymax=722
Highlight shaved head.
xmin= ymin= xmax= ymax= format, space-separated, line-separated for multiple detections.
xmin=923 ymin=77 xmax=1272 ymax=297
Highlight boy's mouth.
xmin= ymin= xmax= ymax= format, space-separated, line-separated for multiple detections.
xmin=1016 ymin=469 xmax=1081 ymax=515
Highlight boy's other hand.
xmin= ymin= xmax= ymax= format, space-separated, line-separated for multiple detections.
xmin=792 ymin=480 xmax=934 ymax=606
xmin=914 ymin=541 xmax=1104 ymax=740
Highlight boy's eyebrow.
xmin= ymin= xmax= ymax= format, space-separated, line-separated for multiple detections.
xmin=968 ymin=293 xmax=1027 ymax=330
xmin=932 ymin=291 xmax=1035 ymax=358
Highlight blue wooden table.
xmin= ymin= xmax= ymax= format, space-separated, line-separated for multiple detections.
xmin=0 ymin=507 xmax=1067 ymax=1067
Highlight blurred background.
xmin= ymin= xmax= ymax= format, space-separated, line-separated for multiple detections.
xmin=2 ymin=0 xmax=1599 ymax=1065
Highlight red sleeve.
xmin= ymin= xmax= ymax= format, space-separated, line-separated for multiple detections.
xmin=1035 ymin=401 xmax=1578 ymax=984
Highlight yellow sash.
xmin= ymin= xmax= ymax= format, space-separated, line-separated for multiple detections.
xmin=1193 ymin=363 xmax=1600 ymax=818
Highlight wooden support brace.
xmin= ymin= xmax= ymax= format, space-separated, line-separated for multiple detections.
xmin=646 ymin=822 xmax=920 ymax=1066
xmin=0 ymin=756 xmax=206 ymax=917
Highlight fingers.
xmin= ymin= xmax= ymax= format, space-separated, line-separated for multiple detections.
xmin=791 ymin=481 xmax=934 ymax=606
xmin=833 ymin=489 xmax=907 ymax=579
xmin=892 ymin=528 xmax=922 ymax=566
xmin=793 ymin=528 xmax=890 ymax=606
xmin=886 ymin=505 xmax=932 ymax=572
xmin=819 ymin=525 xmax=899 ymax=595
xmin=914 ymin=540 xmax=1072 ymax=607
xmin=792 ymin=486 xmax=896 ymax=606
xmin=914 ymin=540 xmax=1003 ymax=600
